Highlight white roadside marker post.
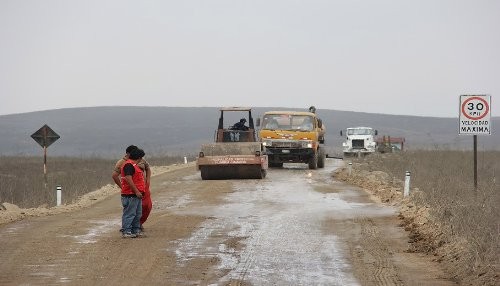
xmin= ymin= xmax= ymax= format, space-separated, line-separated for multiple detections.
xmin=348 ymin=162 xmax=352 ymax=176
xmin=56 ymin=185 xmax=62 ymax=206
xmin=404 ymin=171 xmax=411 ymax=197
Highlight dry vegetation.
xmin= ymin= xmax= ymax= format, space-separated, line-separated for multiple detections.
xmin=336 ymin=150 xmax=499 ymax=285
xmin=0 ymin=155 xmax=186 ymax=209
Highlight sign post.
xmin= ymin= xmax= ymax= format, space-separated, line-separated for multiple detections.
xmin=31 ymin=124 xmax=60 ymax=188
xmin=459 ymin=95 xmax=491 ymax=191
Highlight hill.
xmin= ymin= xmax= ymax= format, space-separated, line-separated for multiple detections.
xmin=0 ymin=106 xmax=498 ymax=157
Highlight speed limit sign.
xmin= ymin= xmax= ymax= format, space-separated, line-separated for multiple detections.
xmin=459 ymin=95 xmax=491 ymax=135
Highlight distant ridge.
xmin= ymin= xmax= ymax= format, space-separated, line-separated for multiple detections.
xmin=0 ymin=106 xmax=498 ymax=157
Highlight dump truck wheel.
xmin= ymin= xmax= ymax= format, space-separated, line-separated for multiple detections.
xmin=317 ymin=148 xmax=325 ymax=168
xmin=308 ymin=152 xmax=318 ymax=169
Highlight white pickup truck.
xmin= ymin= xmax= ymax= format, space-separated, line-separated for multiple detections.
xmin=340 ymin=127 xmax=378 ymax=157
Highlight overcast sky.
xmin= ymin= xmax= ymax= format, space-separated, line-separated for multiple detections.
xmin=1 ymin=0 xmax=499 ymax=117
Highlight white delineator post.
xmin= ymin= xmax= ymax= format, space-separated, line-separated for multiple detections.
xmin=348 ymin=162 xmax=352 ymax=176
xmin=56 ymin=185 xmax=62 ymax=206
xmin=404 ymin=171 xmax=411 ymax=197
xmin=184 ymin=156 xmax=188 ymax=164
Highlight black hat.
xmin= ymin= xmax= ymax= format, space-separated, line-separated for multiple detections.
xmin=126 ymin=145 xmax=138 ymax=154
xmin=129 ymin=148 xmax=145 ymax=160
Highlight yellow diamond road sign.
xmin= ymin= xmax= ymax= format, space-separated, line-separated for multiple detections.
xmin=31 ymin=124 xmax=60 ymax=148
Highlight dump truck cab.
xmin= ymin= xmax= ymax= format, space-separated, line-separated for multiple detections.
xmin=257 ymin=108 xmax=326 ymax=169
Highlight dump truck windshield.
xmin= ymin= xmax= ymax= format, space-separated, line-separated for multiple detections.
xmin=262 ymin=114 xmax=314 ymax=131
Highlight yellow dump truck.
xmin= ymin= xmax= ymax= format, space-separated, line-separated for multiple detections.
xmin=257 ymin=107 xmax=326 ymax=169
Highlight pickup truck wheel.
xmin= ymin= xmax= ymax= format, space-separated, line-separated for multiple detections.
xmin=308 ymin=152 xmax=318 ymax=170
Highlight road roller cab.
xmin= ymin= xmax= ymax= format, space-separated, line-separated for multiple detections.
xmin=196 ymin=107 xmax=268 ymax=180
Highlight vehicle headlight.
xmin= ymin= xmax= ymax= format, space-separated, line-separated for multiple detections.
xmin=262 ymin=140 xmax=272 ymax=147
xmin=302 ymin=141 xmax=313 ymax=148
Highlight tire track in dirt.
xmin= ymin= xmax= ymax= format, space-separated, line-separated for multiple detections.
xmin=227 ymin=219 xmax=261 ymax=284
xmin=358 ymin=217 xmax=402 ymax=285
xmin=327 ymin=203 xmax=455 ymax=286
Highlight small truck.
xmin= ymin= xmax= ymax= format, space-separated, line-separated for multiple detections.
xmin=340 ymin=127 xmax=378 ymax=157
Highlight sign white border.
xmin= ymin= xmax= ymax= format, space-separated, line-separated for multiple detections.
xmin=459 ymin=95 xmax=491 ymax=135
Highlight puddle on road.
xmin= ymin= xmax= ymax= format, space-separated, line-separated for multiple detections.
xmin=173 ymin=159 xmax=397 ymax=285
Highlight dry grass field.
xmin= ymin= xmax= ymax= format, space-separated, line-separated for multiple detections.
xmin=0 ymin=155 xmax=185 ymax=209
xmin=349 ymin=150 xmax=499 ymax=285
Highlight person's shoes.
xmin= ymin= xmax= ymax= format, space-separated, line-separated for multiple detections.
xmin=136 ymin=231 xmax=146 ymax=238
xmin=122 ymin=232 xmax=137 ymax=238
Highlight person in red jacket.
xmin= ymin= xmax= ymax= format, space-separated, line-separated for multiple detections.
xmin=120 ymin=148 xmax=146 ymax=238
xmin=112 ymin=145 xmax=152 ymax=231
xmin=112 ymin=145 xmax=138 ymax=188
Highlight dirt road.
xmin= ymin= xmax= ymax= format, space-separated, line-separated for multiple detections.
xmin=0 ymin=159 xmax=454 ymax=285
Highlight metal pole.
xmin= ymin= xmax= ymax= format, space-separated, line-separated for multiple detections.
xmin=473 ymin=135 xmax=477 ymax=191
xmin=404 ymin=171 xmax=411 ymax=197
xmin=348 ymin=162 xmax=352 ymax=176
xmin=44 ymin=145 xmax=48 ymax=188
